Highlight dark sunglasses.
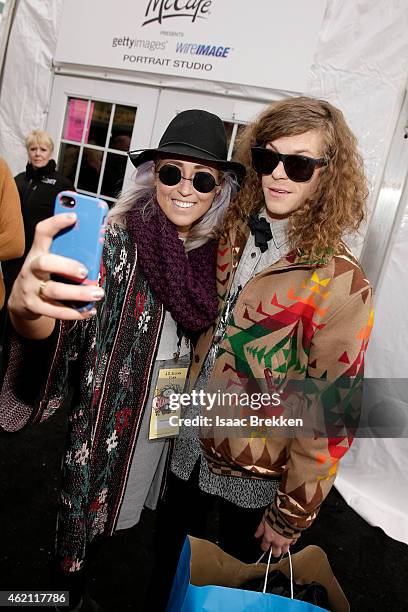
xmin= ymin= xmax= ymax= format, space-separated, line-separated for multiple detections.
xmin=156 ymin=164 xmax=220 ymax=194
xmin=251 ymin=147 xmax=328 ymax=182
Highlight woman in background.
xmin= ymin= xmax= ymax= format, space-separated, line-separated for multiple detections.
xmin=2 ymin=130 xmax=73 ymax=301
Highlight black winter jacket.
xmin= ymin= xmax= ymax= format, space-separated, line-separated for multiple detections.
xmin=2 ymin=160 xmax=73 ymax=293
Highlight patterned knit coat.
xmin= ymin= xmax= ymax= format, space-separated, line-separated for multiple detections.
xmin=188 ymin=222 xmax=374 ymax=540
xmin=0 ymin=225 xmax=165 ymax=573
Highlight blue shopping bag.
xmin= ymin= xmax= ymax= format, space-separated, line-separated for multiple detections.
xmin=166 ymin=537 xmax=329 ymax=612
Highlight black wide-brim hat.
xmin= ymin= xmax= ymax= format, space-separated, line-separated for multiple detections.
xmin=128 ymin=109 xmax=246 ymax=185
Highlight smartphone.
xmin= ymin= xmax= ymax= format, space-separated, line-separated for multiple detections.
xmin=50 ymin=191 xmax=109 ymax=312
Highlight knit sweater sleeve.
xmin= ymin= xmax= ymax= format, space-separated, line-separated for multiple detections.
xmin=264 ymin=286 xmax=374 ymax=539
xmin=0 ymin=224 xmax=125 ymax=433
xmin=0 ymin=318 xmax=87 ymax=432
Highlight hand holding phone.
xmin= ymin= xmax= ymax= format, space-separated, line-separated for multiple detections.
xmin=8 ymin=209 xmax=107 ymax=339
xmin=50 ymin=191 xmax=109 ymax=312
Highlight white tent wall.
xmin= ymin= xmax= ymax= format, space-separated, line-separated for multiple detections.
xmin=0 ymin=0 xmax=63 ymax=172
xmin=307 ymin=1 xmax=408 ymax=257
xmin=335 ymin=88 xmax=408 ymax=544
xmin=336 ymin=187 xmax=408 ymax=544
xmin=0 ymin=0 xmax=408 ymax=542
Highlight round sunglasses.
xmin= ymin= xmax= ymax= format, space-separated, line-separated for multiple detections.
xmin=251 ymin=147 xmax=328 ymax=182
xmin=156 ymin=164 xmax=220 ymax=194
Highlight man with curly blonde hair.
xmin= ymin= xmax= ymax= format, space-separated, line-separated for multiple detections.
xmin=162 ymin=97 xmax=374 ymax=579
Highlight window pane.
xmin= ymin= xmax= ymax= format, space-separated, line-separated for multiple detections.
xmin=101 ymin=152 xmax=127 ymax=198
xmin=77 ymin=147 xmax=103 ymax=193
xmin=109 ymin=104 xmax=136 ymax=151
xmin=59 ymin=143 xmax=80 ymax=184
xmin=63 ymin=98 xmax=89 ymax=143
xmin=88 ymin=101 xmax=112 ymax=147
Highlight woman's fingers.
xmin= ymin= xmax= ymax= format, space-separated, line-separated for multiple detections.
xmin=28 ymin=213 xmax=87 ymax=280
xmin=32 ymin=213 xmax=77 ymax=251
xmin=28 ymin=277 xmax=104 ymax=321
xmin=29 ymin=296 xmax=97 ymax=321
xmin=37 ymin=279 xmax=104 ymax=304
xmin=11 ymin=277 xmax=101 ymax=321
xmin=29 ymin=253 xmax=88 ymax=281
xmin=8 ymin=213 xmax=104 ymax=325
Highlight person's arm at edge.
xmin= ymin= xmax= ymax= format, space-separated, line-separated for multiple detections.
xmin=0 ymin=158 xmax=25 ymax=260
xmin=8 ymin=310 xmax=56 ymax=340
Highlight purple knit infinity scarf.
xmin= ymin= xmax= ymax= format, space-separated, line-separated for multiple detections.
xmin=126 ymin=197 xmax=218 ymax=332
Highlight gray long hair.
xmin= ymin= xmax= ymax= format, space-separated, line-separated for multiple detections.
xmin=108 ymin=161 xmax=239 ymax=251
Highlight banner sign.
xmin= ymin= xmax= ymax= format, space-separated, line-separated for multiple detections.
xmin=55 ymin=0 xmax=327 ymax=93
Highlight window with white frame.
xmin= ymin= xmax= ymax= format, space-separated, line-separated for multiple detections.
xmin=58 ymin=98 xmax=137 ymax=205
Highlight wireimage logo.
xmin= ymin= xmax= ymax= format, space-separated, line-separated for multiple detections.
xmin=176 ymin=42 xmax=231 ymax=57
xmin=142 ymin=0 xmax=213 ymax=26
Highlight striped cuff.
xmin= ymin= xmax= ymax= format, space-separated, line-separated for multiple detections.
xmin=263 ymin=503 xmax=302 ymax=540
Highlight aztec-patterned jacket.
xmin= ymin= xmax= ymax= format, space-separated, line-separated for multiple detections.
xmin=0 ymin=226 xmax=165 ymax=574
xmin=188 ymin=222 xmax=374 ymax=540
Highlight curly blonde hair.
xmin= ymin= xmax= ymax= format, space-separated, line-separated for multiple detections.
xmin=25 ymin=129 xmax=54 ymax=152
xmin=224 ymin=97 xmax=368 ymax=258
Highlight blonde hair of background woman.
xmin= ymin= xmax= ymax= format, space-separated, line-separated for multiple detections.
xmin=25 ymin=130 xmax=54 ymax=152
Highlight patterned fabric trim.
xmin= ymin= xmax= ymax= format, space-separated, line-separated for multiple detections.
xmin=0 ymin=321 xmax=65 ymax=432
xmin=206 ymin=458 xmax=279 ymax=480
xmin=263 ymin=504 xmax=302 ymax=539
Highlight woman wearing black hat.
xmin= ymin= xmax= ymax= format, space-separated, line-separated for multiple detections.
xmin=0 ymin=110 xmax=245 ymax=611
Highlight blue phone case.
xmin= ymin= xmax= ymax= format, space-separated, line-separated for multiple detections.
xmin=51 ymin=191 xmax=109 ymax=311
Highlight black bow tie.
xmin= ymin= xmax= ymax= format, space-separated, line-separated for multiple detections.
xmin=248 ymin=214 xmax=272 ymax=253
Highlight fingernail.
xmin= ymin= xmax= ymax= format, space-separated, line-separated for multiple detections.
xmin=91 ymin=289 xmax=104 ymax=300
xmin=78 ymin=266 xmax=88 ymax=278
xmin=66 ymin=213 xmax=77 ymax=220
xmin=86 ymin=308 xmax=97 ymax=317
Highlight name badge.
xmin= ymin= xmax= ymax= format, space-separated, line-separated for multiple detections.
xmin=149 ymin=367 xmax=188 ymax=440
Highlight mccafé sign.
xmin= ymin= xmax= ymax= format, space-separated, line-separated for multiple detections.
xmin=142 ymin=0 xmax=213 ymax=26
